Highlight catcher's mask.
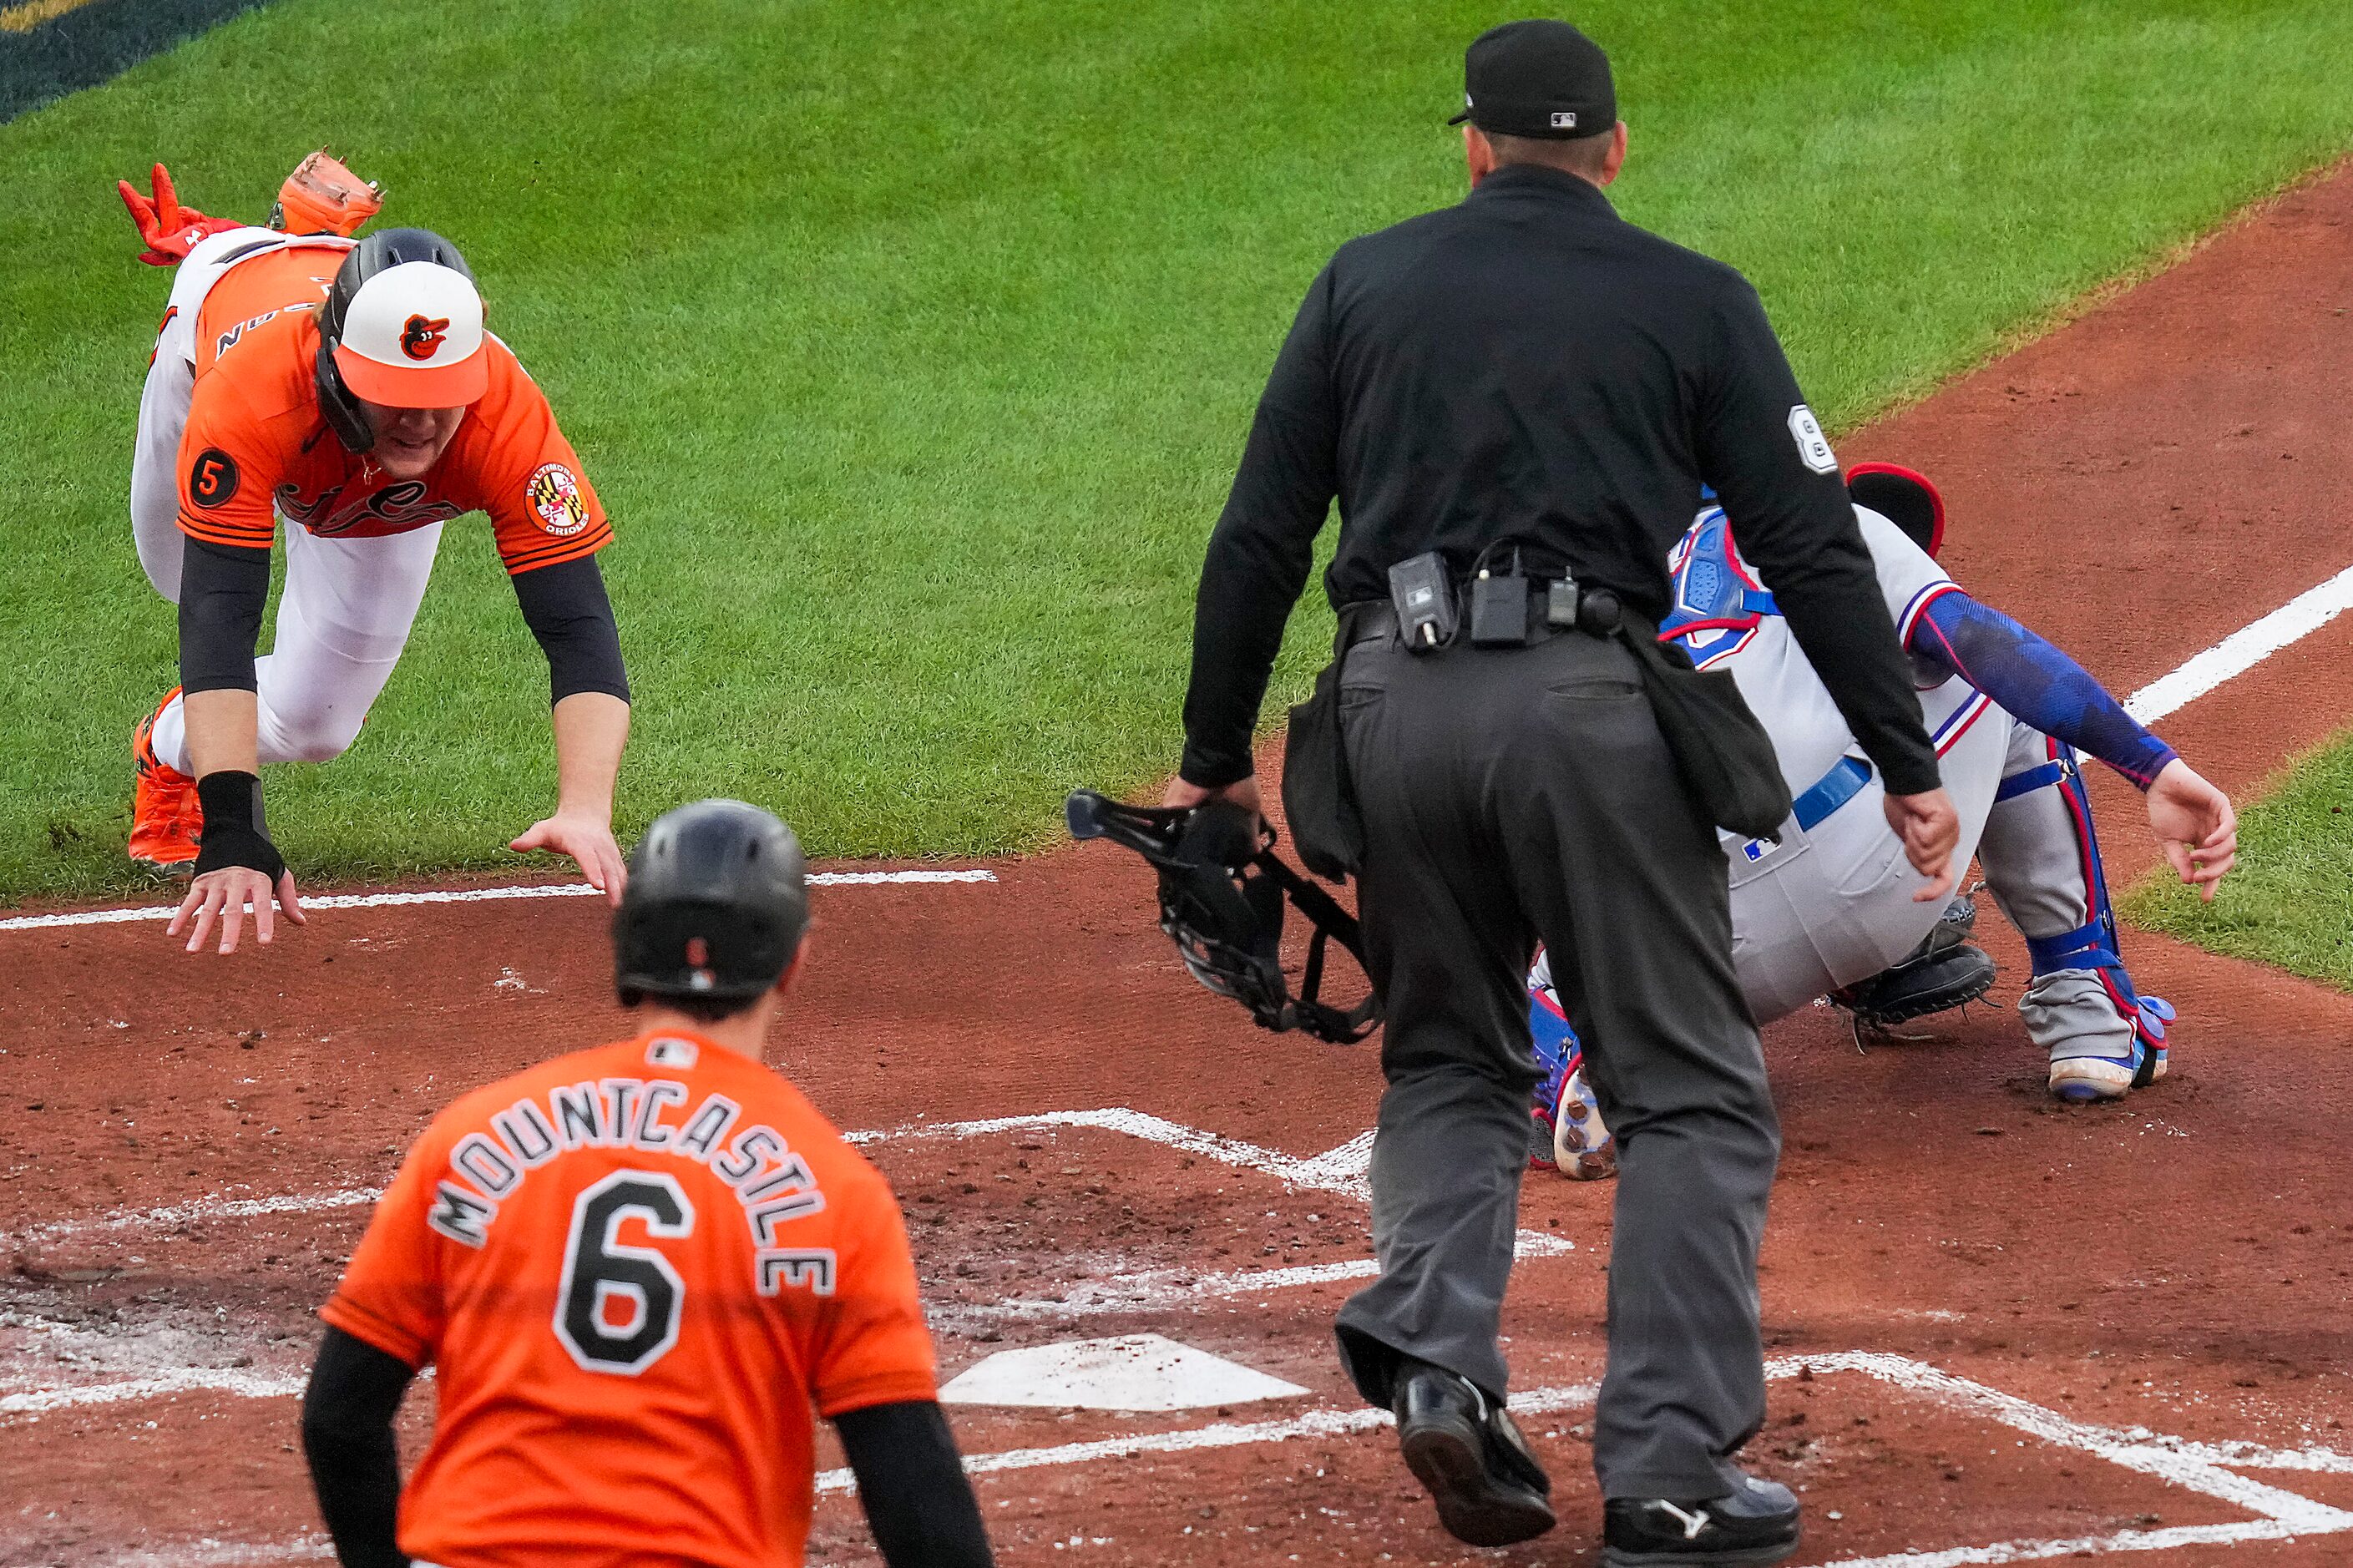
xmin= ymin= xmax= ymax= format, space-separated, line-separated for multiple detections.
xmin=1066 ymin=790 xmax=1381 ymax=1044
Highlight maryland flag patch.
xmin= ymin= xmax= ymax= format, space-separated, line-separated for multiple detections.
xmin=525 ymin=463 xmax=588 ymax=537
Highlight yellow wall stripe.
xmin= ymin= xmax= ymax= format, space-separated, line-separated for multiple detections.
xmin=1 ymin=0 xmax=108 ymax=33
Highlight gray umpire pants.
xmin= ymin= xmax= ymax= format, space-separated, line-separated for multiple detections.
xmin=1328 ymin=624 xmax=1780 ymax=1501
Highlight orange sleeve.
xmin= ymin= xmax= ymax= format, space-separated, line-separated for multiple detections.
xmin=809 ymin=1166 xmax=940 ymax=1419
xmin=174 ymin=373 xmax=278 ymax=550
xmin=319 ymin=1129 xmax=453 ymax=1369
xmin=455 ymin=340 xmax=612 ymax=576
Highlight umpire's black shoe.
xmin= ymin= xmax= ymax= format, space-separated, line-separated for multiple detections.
xmin=1392 ymin=1359 xmax=1555 ymax=1547
xmin=1602 ymin=1472 xmax=1800 ymax=1565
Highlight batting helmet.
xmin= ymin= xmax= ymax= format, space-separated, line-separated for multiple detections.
xmin=1847 ymin=462 xmax=1946 ymax=559
xmin=314 ymin=226 xmax=487 ymax=453
xmin=614 ymin=800 xmax=811 ymax=1007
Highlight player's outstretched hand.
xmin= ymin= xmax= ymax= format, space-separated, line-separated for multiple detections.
xmin=1885 ymin=787 xmax=1961 ymax=903
xmin=170 ymin=867 xmax=305 ymax=954
xmin=117 ymin=163 xmax=241 ymax=266
xmin=2147 ymin=757 xmax=2235 ymax=902
xmin=511 ymin=812 xmax=628 ymax=905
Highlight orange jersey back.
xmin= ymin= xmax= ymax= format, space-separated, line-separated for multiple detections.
xmin=190 ymin=238 xmax=350 ymax=376
xmin=175 ymin=308 xmax=610 ymax=574
xmin=323 ymin=1029 xmax=938 ymax=1568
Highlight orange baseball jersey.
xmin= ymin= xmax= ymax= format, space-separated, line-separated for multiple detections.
xmin=322 ymin=1029 xmax=939 ymax=1568
xmin=175 ymin=307 xmax=610 ymax=574
xmin=190 ymin=238 xmax=349 ymax=376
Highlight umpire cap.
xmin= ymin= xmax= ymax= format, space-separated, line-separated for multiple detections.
xmin=614 ymin=800 xmax=810 ymax=1006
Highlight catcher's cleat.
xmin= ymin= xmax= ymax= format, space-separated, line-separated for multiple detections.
xmin=1827 ymin=894 xmax=1997 ymax=1042
xmin=1551 ymin=1065 xmax=1617 ymax=1181
xmin=129 ymin=688 xmax=200 ymax=877
xmin=2031 ymin=969 xmax=2173 ymax=1102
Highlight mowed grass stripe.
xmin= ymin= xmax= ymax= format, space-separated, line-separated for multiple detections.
xmin=4 ymin=0 xmax=2353 ymax=898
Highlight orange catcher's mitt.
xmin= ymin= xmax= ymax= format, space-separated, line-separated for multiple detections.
xmin=271 ymin=149 xmax=383 ymax=237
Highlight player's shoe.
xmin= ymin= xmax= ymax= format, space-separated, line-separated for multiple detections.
xmin=129 ymin=687 xmax=200 ymax=878
xmin=1551 ymin=1065 xmax=1616 ymax=1181
xmin=2028 ymin=968 xmax=2174 ymax=1102
xmin=1602 ymin=1471 xmax=1800 ymax=1565
xmin=1394 ymin=1358 xmax=1555 ymax=1548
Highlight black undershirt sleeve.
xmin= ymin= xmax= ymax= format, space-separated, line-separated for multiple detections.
xmin=1179 ymin=266 xmax=1341 ymax=787
xmin=833 ymin=1399 xmax=996 ymax=1568
xmin=511 ymin=554 xmax=630 ymax=706
xmin=1694 ymin=280 xmax=1942 ymax=797
xmin=300 ymin=1326 xmax=415 ymax=1568
xmin=178 ymin=534 xmax=271 ymax=695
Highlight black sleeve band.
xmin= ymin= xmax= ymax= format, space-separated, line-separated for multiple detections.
xmin=301 ymin=1326 xmax=415 ymax=1568
xmin=833 ymin=1400 xmax=996 ymax=1568
xmin=192 ymin=771 xmax=285 ymax=878
xmin=512 ymin=554 xmax=630 ymax=706
xmin=178 ymin=535 xmax=271 ymax=695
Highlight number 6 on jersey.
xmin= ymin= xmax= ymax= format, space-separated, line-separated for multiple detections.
xmin=555 ymin=1170 xmax=695 ymax=1375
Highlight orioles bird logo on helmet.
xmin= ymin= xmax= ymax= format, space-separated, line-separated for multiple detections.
xmin=399 ymin=314 xmax=450 ymax=361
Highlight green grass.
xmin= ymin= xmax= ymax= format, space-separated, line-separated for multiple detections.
xmin=6 ymin=0 xmax=2353 ymax=899
xmin=2124 ymin=735 xmax=2353 ymax=992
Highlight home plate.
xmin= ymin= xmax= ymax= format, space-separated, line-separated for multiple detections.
xmin=939 ymin=1333 xmax=1311 ymax=1412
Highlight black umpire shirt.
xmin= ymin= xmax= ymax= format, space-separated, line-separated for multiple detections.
xmin=1179 ymin=164 xmax=1942 ymax=800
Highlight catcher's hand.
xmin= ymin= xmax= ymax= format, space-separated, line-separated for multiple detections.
xmin=118 ymin=163 xmax=243 ymax=266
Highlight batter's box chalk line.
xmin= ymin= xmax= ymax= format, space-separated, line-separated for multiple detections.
xmin=4 ymin=1108 xmax=1566 ymax=1416
xmin=68 ymin=1351 xmax=2353 ymax=1568
xmin=0 ymin=867 xmax=997 ymax=934
xmin=804 ymin=1355 xmax=2353 ymax=1567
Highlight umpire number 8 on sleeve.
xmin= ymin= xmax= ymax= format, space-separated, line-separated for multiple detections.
xmin=1787 ymin=404 xmax=1838 ymax=475
xmin=554 ymin=1170 xmax=696 ymax=1375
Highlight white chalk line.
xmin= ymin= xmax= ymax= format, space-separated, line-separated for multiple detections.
xmin=0 ymin=867 xmax=996 ymax=934
xmin=4 ymin=557 xmax=2335 ymax=947
xmin=2124 ymin=560 xmax=2353 ymax=724
xmin=810 ymin=1377 xmax=1607 ymax=1495
xmin=5 ymin=1109 xmax=1575 ymax=1414
xmin=1 ymin=1365 xmax=304 ymax=1415
xmin=65 ymin=1355 xmax=2353 ymax=1567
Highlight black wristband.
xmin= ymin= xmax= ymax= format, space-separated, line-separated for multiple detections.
xmin=193 ymin=771 xmax=286 ymax=880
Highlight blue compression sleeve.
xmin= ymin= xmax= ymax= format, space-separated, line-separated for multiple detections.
xmin=1910 ymin=589 xmax=2177 ymax=788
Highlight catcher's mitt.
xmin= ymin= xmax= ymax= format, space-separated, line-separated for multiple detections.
xmin=1828 ymin=893 xmax=1996 ymax=1040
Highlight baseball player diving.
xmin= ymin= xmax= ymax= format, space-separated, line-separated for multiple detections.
xmin=1531 ymin=465 xmax=2236 ymax=1176
xmin=118 ymin=157 xmax=632 ymax=954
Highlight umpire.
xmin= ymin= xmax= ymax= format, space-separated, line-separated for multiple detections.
xmin=1169 ymin=20 xmax=1960 ymax=1565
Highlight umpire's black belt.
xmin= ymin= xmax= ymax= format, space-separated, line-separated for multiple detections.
xmin=1343 ymin=580 xmax=1622 ymax=650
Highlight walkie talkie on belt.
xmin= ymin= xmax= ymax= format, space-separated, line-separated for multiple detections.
xmin=1470 ymin=548 xmax=1533 ymax=647
xmin=1388 ymin=553 xmax=1459 ymax=652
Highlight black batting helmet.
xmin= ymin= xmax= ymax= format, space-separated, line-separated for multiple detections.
xmin=314 ymin=225 xmax=483 ymax=454
xmin=614 ymin=800 xmax=810 ymax=1006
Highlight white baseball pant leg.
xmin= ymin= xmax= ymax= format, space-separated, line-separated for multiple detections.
xmin=148 ymin=521 xmax=445 ymax=774
xmin=1726 ymin=707 xmax=2011 ymax=1024
xmin=130 ymin=312 xmax=200 ymax=600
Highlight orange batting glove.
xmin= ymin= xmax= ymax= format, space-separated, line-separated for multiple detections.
xmin=118 ymin=163 xmax=244 ymax=266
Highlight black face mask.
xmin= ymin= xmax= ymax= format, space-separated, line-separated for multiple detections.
xmin=1066 ymin=791 xmax=1382 ymax=1045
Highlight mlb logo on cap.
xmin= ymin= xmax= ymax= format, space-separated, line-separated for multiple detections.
xmin=1550 ymin=110 xmax=1578 ymax=129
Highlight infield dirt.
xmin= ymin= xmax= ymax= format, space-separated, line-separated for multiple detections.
xmin=5 ymin=163 xmax=2352 ymax=1565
